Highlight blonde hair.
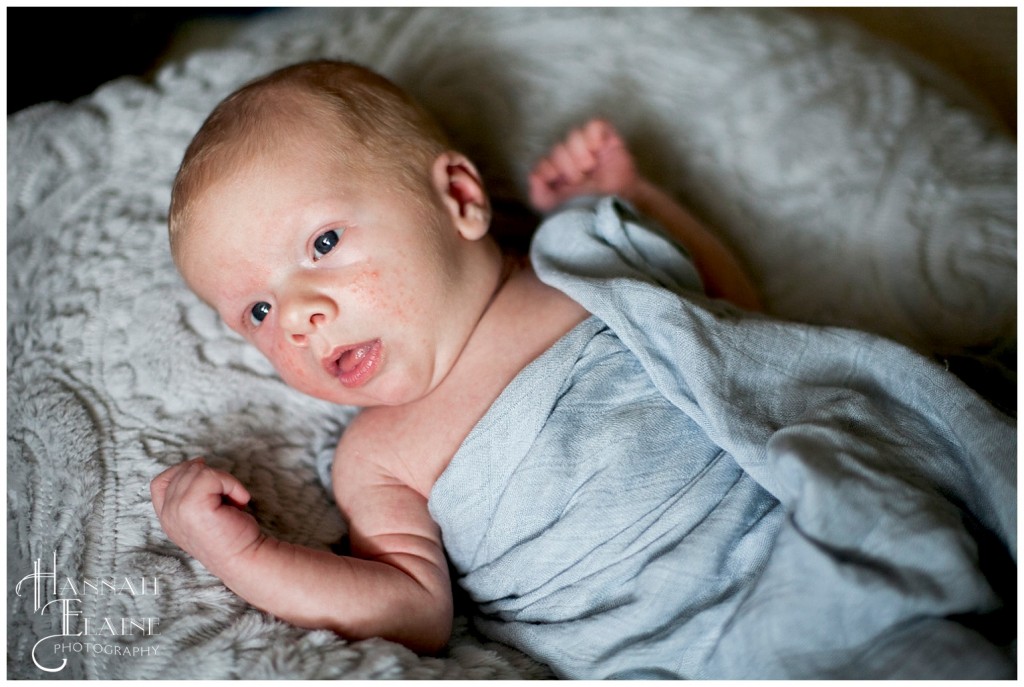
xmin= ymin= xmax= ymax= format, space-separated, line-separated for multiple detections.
xmin=169 ymin=60 xmax=451 ymax=258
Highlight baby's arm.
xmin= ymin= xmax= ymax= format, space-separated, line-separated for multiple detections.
xmin=151 ymin=444 xmax=452 ymax=653
xmin=529 ymin=119 xmax=762 ymax=311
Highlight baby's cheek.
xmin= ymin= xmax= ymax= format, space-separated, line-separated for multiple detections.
xmin=266 ymin=344 xmax=317 ymax=390
xmin=351 ymin=268 xmax=408 ymax=323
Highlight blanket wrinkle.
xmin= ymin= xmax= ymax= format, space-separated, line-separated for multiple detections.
xmin=560 ymin=208 xmax=1013 ymax=551
xmin=427 ymin=197 xmax=1015 ymax=679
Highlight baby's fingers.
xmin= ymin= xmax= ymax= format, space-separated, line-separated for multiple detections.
xmin=149 ymin=459 xmax=260 ymax=564
xmin=150 ymin=457 xmax=202 ymax=513
xmin=218 ymin=472 xmax=252 ymax=509
xmin=565 ymin=128 xmax=597 ymax=173
xmin=528 ymin=170 xmax=562 ymax=214
xmin=550 ymin=144 xmax=585 ymax=185
xmin=152 ymin=457 xmax=250 ymax=516
xmin=583 ymin=118 xmax=619 ymax=148
xmin=531 ymin=157 xmax=562 ymax=185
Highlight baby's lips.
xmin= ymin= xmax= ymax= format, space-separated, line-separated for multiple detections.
xmin=339 ymin=341 xmax=376 ymax=374
xmin=328 ymin=339 xmax=383 ymax=388
xmin=322 ymin=340 xmax=379 ymax=377
xmin=322 ymin=345 xmax=344 ymax=376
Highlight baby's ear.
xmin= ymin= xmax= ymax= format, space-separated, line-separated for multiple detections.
xmin=432 ymin=152 xmax=491 ymax=240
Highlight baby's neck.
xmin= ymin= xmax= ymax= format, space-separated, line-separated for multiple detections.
xmin=354 ymin=253 xmax=590 ymax=498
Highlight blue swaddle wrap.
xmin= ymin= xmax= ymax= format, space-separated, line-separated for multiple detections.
xmin=428 ymin=198 xmax=1016 ymax=679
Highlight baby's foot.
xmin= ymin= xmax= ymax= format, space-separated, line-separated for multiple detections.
xmin=528 ymin=118 xmax=640 ymax=213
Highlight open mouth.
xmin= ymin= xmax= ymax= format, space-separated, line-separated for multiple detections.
xmin=324 ymin=339 xmax=383 ymax=389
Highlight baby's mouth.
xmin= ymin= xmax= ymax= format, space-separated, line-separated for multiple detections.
xmin=324 ymin=339 xmax=383 ymax=388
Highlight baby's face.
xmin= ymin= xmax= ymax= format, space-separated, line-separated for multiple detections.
xmin=177 ymin=130 xmax=492 ymax=407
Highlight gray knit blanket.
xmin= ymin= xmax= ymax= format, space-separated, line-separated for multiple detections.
xmin=7 ymin=7 xmax=1015 ymax=679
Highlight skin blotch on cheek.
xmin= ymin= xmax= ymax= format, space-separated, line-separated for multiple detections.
xmin=350 ymin=268 xmax=408 ymax=322
xmin=268 ymin=338 xmax=318 ymax=385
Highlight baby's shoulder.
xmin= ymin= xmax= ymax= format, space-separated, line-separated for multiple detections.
xmin=331 ymin=404 xmax=445 ymax=503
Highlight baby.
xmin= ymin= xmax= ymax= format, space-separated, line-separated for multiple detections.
xmin=151 ymin=60 xmax=758 ymax=648
xmin=152 ymin=60 xmax=1014 ymax=679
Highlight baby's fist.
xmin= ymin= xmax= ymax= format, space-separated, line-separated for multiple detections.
xmin=528 ymin=118 xmax=640 ymax=213
xmin=151 ymin=457 xmax=261 ymax=568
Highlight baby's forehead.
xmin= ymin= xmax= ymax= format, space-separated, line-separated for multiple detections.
xmin=197 ymin=120 xmax=343 ymax=195
xmin=180 ymin=141 xmax=347 ymax=241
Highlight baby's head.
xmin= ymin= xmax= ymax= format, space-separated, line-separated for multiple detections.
xmin=170 ymin=60 xmax=502 ymax=407
xmin=171 ymin=60 xmax=460 ymax=259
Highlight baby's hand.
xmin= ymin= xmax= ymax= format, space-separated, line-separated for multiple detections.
xmin=150 ymin=457 xmax=262 ymax=569
xmin=528 ymin=118 xmax=640 ymax=213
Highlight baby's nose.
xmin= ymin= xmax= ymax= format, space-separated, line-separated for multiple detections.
xmin=279 ymin=294 xmax=335 ymax=346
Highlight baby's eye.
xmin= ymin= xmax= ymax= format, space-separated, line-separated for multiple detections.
xmin=250 ymin=301 xmax=271 ymax=327
xmin=313 ymin=229 xmax=341 ymax=260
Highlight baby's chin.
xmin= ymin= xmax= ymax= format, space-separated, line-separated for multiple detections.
xmin=307 ymin=366 xmax=442 ymax=409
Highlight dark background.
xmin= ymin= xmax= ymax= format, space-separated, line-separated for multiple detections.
xmin=8 ymin=7 xmax=1014 ymax=131
xmin=7 ymin=8 xmax=269 ymax=115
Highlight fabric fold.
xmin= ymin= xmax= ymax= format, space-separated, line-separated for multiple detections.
xmin=429 ymin=197 xmax=1015 ymax=679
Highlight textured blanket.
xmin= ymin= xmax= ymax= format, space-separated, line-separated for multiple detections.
xmin=430 ymin=198 xmax=1016 ymax=679
xmin=7 ymin=7 xmax=1015 ymax=679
